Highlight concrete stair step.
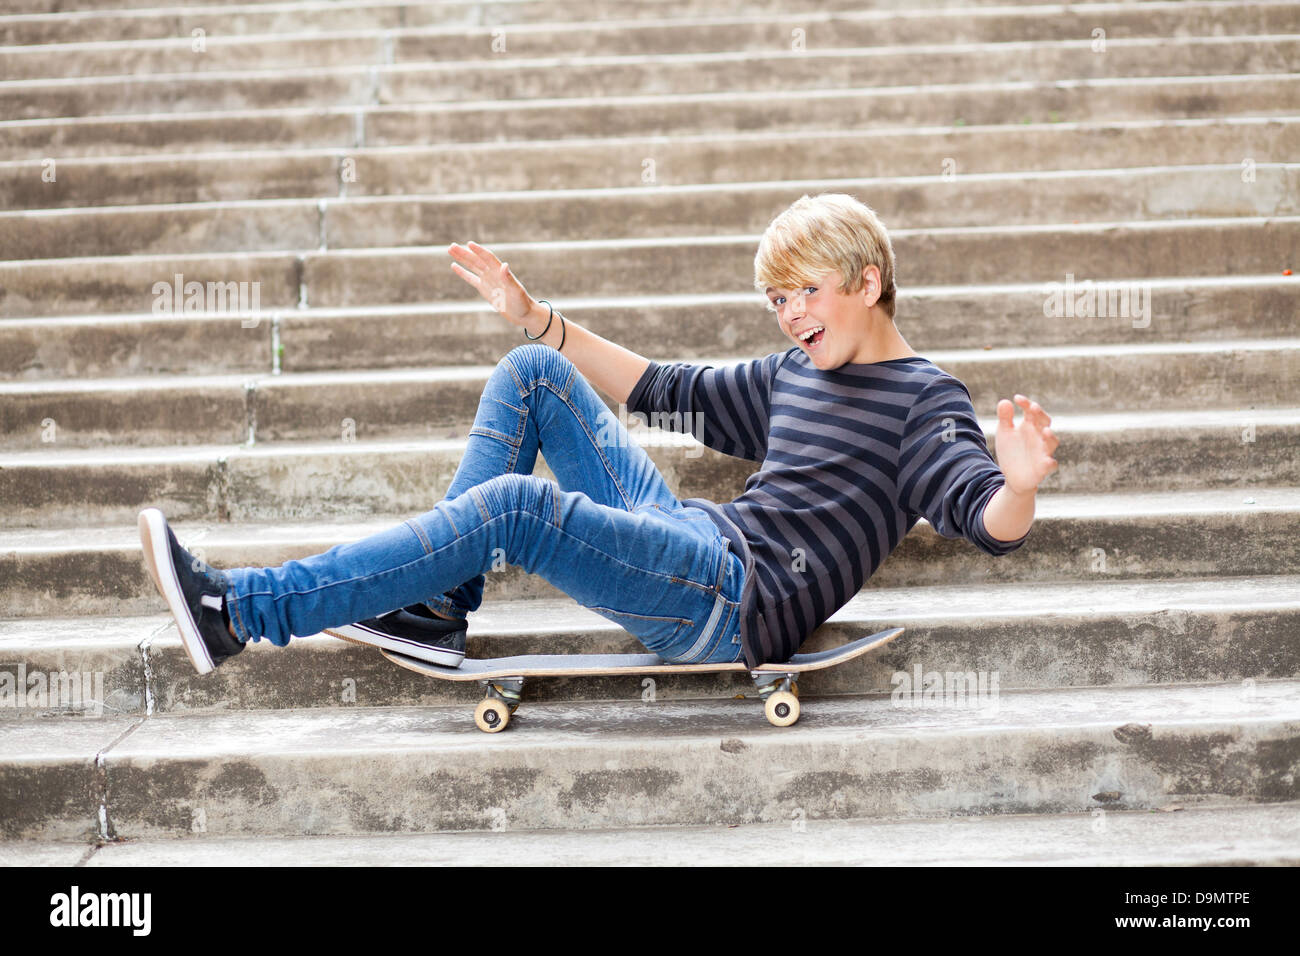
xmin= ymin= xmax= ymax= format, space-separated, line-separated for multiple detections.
xmin=0 ymin=0 xmax=1239 ymax=42
xmin=3 ymin=216 xmax=1296 ymax=318
xmin=4 ymin=1 xmax=1297 ymax=80
xmin=1 ymin=489 xmax=1296 ymax=616
xmin=4 ymin=278 xmax=1298 ymax=381
xmin=0 ymin=0 xmax=1107 ymax=18
xmin=6 ymin=116 xmax=1295 ymax=211
xmin=8 ymin=35 xmax=1299 ymax=120
xmin=8 ymin=800 xmax=1294 ymax=865
xmin=3 ymin=676 xmax=1297 ymax=840
xmin=7 ymin=164 xmax=1298 ymax=261
xmin=2 ymin=576 xmax=1297 ymax=717
xmin=0 ymin=0 xmax=525 ymax=47
xmin=2 ymin=407 xmax=1297 ymax=525
xmin=3 ymin=340 xmax=1295 ymax=448
xmin=4 ymin=73 xmax=1297 ymax=160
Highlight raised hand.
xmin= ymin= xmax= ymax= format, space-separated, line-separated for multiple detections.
xmin=447 ymin=241 xmax=538 ymax=329
xmin=995 ymin=394 xmax=1059 ymax=494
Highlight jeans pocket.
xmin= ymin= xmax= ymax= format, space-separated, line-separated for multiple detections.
xmin=586 ymin=605 xmax=694 ymax=656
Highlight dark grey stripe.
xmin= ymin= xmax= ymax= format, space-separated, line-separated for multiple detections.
xmin=629 ymin=349 xmax=1026 ymax=666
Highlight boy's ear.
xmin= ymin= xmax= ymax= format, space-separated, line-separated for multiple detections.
xmin=860 ymin=265 xmax=881 ymax=307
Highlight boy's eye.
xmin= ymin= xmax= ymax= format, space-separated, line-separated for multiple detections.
xmin=770 ymin=287 xmax=816 ymax=309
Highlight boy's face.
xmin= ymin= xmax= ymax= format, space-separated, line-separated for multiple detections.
xmin=766 ymin=266 xmax=881 ymax=370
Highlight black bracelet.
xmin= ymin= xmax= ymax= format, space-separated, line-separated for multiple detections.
xmin=523 ymin=299 xmax=553 ymax=340
xmin=557 ymin=311 xmax=566 ymax=352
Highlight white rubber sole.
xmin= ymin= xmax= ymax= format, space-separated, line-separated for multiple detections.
xmin=324 ymin=621 xmax=465 ymax=668
xmin=138 ymin=508 xmax=215 ymax=676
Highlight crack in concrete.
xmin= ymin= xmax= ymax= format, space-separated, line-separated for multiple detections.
xmin=212 ymin=455 xmax=231 ymax=522
xmin=243 ymin=381 xmax=257 ymax=447
xmin=92 ymin=718 xmax=147 ymax=844
xmin=316 ymin=198 xmax=328 ymax=251
xmin=271 ymin=315 xmax=283 ymax=376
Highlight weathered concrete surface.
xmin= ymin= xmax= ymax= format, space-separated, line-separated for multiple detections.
xmin=4 ymin=74 xmax=1297 ymax=160
xmin=8 ymin=37 xmax=1300 ymax=121
xmin=0 ymin=0 xmax=1251 ymax=23
xmin=6 ymin=164 xmax=1296 ymax=260
xmin=0 ymin=0 xmax=1279 ymax=46
xmin=4 ymin=3 xmax=1297 ymax=80
xmin=4 ymin=117 xmax=1295 ymax=211
xmin=68 ymin=801 xmax=1300 ymax=866
xmin=2 ymin=408 xmax=1298 ymax=526
xmin=0 ymin=715 xmax=137 ymax=841
xmin=0 ymin=313 xmax=271 ymax=381
xmin=2 ymin=492 xmax=1297 ymax=616
xmin=5 ymin=340 xmax=1293 ymax=448
xmin=299 ymin=220 xmax=1300 ymax=308
xmin=5 ymin=277 xmax=1296 ymax=383
xmin=0 ymin=841 xmax=88 ymax=865
xmin=0 ymin=371 xmax=252 ymax=448
xmin=80 ymin=680 xmax=1300 ymax=838
xmin=0 ymin=197 xmax=321 ymax=261
xmin=4 ymin=215 xmax=1295 ymax=318
xmin=0 ymin=251 xmax=299 ymax=319
xmin=0 ymin=614 xmax=157 ymax=719
xmin=3 ymin=579 xmax=1296 ymax=716
xmin=1 ymin=0 xmax=1297 ymax=856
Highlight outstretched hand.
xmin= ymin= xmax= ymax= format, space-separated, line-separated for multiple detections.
xmin=995 ymin=394 xmax=1059 ymax=494
xmin=447 ymin=241 xmax=537 ymax=329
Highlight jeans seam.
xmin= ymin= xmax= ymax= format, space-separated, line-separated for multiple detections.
xmin=443 ymin=503 xmax=461 ymax=540
xmin=669 ymin=575 xmax=716 ymax=596
xmin=558 ymin=388 xmax=635 ymax=510
xmin=405 ymin=518 xmax=434 ymax=554
xmin=469 ymin=486 xmax=492 ymax=524
xmin=400 ymin=508 xmax=690 ymax=590
xmin=227 ymin=584 xmax=251 ymax=642
xmin=235 ymin=522 xmax=444 ymax=605
xmin=679 ymin=588 xmax=728 ymax=663
xmin=509 ymin=349 xmax=637 ymax=512
xmin=587 ymin=605 xmax=694 ymax=627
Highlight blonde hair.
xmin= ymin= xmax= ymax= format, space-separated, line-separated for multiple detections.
xmin=753 ymin=193 xmax=897 ymax=320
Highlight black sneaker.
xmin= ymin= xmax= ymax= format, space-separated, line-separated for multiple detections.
xmin=138 ymin=508 xmax=245 ymax=675
xmin=325 ymin=605 xmax=467 ymax=668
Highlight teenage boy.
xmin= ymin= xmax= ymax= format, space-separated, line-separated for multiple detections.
xmin=139 ymin=193 xmax=1057 ymax=674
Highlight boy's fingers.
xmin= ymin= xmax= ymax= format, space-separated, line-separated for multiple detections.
xmin=449 ymin=241 xmax=489 ymax=273
xmin=449 ymin=262 xmax=482 ymax=290
xmin=447 ymin=245 xmax=481 ymax=277
xmin=997 ymin=398 xmax=1016 ymax=426
xmin=467 ymin=240 xmax=500 ymax=267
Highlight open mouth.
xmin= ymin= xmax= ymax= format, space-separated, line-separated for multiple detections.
xmin=797 ymin=326 xmax=825 ymax=349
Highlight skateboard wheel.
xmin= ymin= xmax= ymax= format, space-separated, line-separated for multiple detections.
xmin=764 ymin=690 xmax=800 ymax=727
xmin=474 ymin=697 xmax=511 ymax=733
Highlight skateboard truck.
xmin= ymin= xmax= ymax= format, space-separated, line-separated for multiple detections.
xmin=751 ymin=671 xmax=800 ymax=727
xmin=475 ymin=677 xmax=524 ymax=733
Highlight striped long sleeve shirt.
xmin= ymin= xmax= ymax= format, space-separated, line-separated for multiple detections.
xmin=627 ymin=348 xmax=1028 ymax=667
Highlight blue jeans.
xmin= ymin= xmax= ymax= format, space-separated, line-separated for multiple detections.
xmin=224 ymin=344 xmax=745 ymax=665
